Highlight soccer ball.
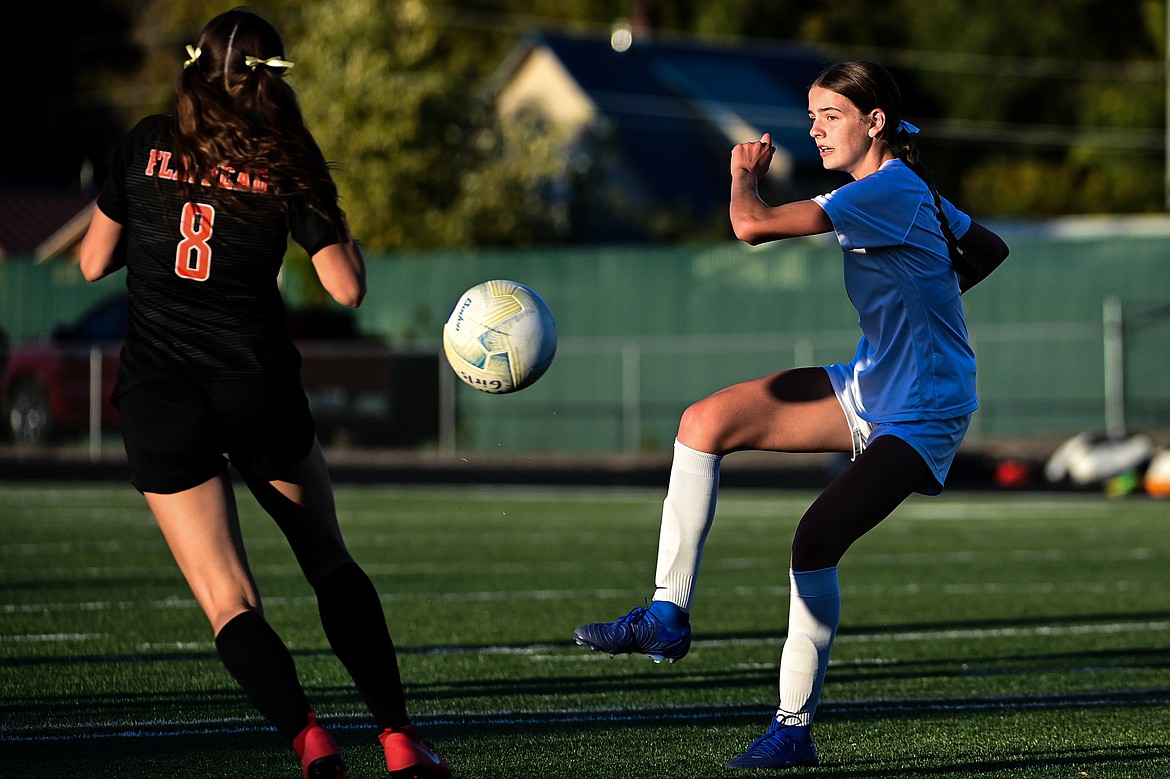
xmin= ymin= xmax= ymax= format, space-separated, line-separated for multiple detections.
xmin=442 ymin=279 xmax=557 ymax=394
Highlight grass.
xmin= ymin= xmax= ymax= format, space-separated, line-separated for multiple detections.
xmin=2 ymin=482 xmax=1169 ymax=777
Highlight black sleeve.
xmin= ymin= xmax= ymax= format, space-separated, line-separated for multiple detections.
xmin=96 ymin=115 xmax=172 ymax=225
xmin=289 ymin=198 xmax=348 ymax=256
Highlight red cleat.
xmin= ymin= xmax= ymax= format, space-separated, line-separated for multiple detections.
xmin=378 ymin=724 xmax=452 ymax=779
xmin=293 ymin=713 xmax=348 ymax=779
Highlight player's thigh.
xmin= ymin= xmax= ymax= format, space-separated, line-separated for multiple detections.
xmin=242 ymin=440 xmax=353 ymax=583
xmin=678 ymin=367 xmax=853 ymax=454
xmin=145 ymin=472 xmax=260 ymax=632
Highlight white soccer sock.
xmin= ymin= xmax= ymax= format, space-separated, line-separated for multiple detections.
xmin=776 ymin=567 xmax=841 ymax=728
xmin=651 ymin=439 xmax=721 ymax=612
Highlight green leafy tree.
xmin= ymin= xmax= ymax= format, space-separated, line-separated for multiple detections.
xmin=21 ymin=0 xmax=1170 ymax=242
xmin=643 ymin=0 xmax=1166 ymax=216
xmin=290 ymin=0 xmax=579 ymax=250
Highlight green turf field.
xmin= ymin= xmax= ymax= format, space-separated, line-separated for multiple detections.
xmin=2 ymin=482 xmax=1169 ymax=777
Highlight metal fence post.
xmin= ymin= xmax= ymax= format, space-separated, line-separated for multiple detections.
xmin=1103 ymin=296 xmax=1125 ymax=438
xmin=622 ymin=342 xmax=641 ymax=454
xmin=88 ymin=346 xmax=102 ymax=460
xmin=438 ymin=349 xmax=457 ymax=455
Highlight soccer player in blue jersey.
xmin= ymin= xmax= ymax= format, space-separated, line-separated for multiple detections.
xmin=574 ymin=61 xmax=1009 ymax=769
xmin=78 ymin=9 xmax=450 ymax=779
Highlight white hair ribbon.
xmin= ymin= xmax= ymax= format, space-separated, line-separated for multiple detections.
xmin=183 ymin=45 xmax=202 ymax=69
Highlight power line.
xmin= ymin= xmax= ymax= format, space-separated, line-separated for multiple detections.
xmin=816 ymin=42 xmax=1164 ymax=82
xmin=569 ymin=91 xmax=1165 ymax=155
xmin=440 ymin=6 xmax=1167 ymax=159
xmin=423 ymin=4 xmax=1166 ymax=154
xmin=43 ymin=5 xmax=1170 ymax=158
xmin=426 ymin=4 xmax=1164 ymax=82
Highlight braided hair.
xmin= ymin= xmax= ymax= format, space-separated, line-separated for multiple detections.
xmin=811 ymin=62 xmax=976 ymax=280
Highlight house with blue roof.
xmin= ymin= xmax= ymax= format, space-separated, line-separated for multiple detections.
xmin=488 ymin=28 xmax=833 ymax=242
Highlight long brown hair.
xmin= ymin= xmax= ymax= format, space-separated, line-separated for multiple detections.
xmin=172 ymin=7 xmax=347 ymax=232
xmin=812 ymin=61 xmax=970 ymax=273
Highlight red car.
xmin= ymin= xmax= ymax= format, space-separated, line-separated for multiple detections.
xmin=1 ymin=294 xmax=438 ymax=447
xmin=2 ymin=295 xmax=124 ymax=445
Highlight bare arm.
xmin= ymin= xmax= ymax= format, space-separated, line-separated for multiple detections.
xmin=78 ymin=206 xmax=125 ymax=282
xmin=311 ymin=241 xmax=366 ymax=308
xmin=730 ymin=133 xmax=834 ymax=245
xmin=955 ymin=221 xmax=1010 ymax=293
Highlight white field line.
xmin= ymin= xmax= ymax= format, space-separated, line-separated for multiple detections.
xmin=2 ymin=488 xmax=1154 ymax=517
xmin=0 ymin=576 xmax=1155 ymax=621
xmin=0 ymin=579 xmax=1154 ymax=618
xmin=833 ymin=620 xmax=1170 ymax=644
xmin=714 ymin=495 xmax=1154 ymax=521
xmin=4 ymin=689 xmax=1169 ymax=742
xmin=0 ymin=632 xmax=104 ymax=643
xmin=319 ymin=488 xmax=1138 ymax=514
xmin=409 ymin=619 xmax=1170 ymax=655
xmin=1 ymin=542 xmax=1161 ymax=583
xmin=3 ymin=617 xmax=1165 ymax=653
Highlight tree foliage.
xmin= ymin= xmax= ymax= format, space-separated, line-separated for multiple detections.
xmin=289 ymin=0 xmax=577 ymax=250
xmin=14 ymin=0 xmax=1170 ymax=247
xmin=645 ymin=0 xmax=1167 ymax=216
xmin=285 ymin=0 xmax=1170 ymax=225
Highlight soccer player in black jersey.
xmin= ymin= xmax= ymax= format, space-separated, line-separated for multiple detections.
xmin=79 ymin=9 xmax=450 ymax=779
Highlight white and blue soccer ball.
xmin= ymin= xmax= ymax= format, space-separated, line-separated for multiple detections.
xmin=442 ymin=279 xmax=557 ymax=394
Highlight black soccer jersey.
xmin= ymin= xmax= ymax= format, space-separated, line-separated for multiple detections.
xmin=96 ymin=115 xmax=346 ymax=400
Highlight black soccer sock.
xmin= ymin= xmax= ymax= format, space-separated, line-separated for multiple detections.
xmin=313 ymin=562 xmax=410 ymax=729
xmin=214 ymin=610 xmax=311 ymax=742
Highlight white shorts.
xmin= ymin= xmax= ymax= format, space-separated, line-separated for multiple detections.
xmin=824 ymin=362 xmax=971 ymax=496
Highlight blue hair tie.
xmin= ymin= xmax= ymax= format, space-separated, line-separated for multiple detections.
xmin=898 ymin=120 xmax=920 ymax=135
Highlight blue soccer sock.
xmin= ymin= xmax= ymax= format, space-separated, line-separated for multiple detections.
xmin=648 ymin=599 xmax=690 ymax=630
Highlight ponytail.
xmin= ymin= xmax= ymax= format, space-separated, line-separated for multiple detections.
xmin=890 ymin=126 xmax=970 ymax=272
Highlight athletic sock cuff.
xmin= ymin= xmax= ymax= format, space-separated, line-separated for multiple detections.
xmin=673 ymin=439 xmax=722 ymax=476
xmin=789 ymin=567 xmax=839 ymax=598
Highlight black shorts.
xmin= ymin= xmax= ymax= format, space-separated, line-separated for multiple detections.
xmin=117 ymin=378 xmax=316 ymax=494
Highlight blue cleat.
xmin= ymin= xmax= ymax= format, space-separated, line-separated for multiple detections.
xmin=572 ymin=605 xmax=691 ymax=663
xmin=726 ymin=720 xmax=820 ymax=770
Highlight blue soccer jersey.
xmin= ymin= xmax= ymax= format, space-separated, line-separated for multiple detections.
xmin=813 ymin=159 xmax=977 ymax=422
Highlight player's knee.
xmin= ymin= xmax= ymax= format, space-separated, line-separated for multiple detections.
xmin=678 ymin=399 xmax=730 ymax=452
xmin=301 ymin=551 xmax=357 ymax=588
